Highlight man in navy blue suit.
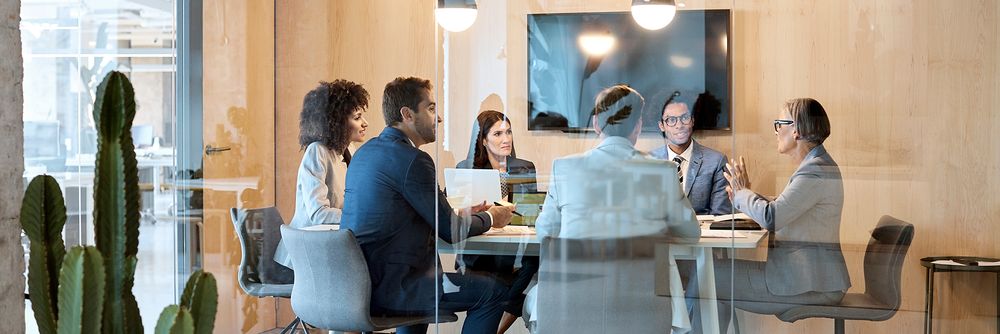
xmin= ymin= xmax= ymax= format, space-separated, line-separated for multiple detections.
xmin=342 ymin=76 xmax=514 ymax=334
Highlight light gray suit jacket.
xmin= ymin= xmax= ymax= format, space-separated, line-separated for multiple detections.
xmin=536 ymin=136 xmax=701 ymax=241
xmin=733 ymin=145 xmax=851 ymax=296
xmin=651 ymin=140 xmax=732 ymax=215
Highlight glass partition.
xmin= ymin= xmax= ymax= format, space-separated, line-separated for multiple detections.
xmin=264 ymin=0 xmax=997 ymax=333
xmin=20 ymin=0 xmax=182 ymax=330
xmin=431 ymin=1 xmax=739 ymax=333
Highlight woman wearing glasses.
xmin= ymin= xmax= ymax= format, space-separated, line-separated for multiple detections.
xmin=708 ymin=98 xmax=850 ymax=330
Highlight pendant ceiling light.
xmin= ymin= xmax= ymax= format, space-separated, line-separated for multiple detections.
xmin=436 ymin=0 xmax=478 ymax=33
xmin=631 ymin=0 xmax=677 ymax=31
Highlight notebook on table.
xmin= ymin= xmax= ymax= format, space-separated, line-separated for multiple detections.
xmin=705 ymin=213 xmax=763 ymax=230
xmin=508 ymin=191 xmax=546 ymax=226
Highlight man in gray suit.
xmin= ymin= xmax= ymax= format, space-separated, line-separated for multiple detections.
xmin=523 ymin=85 xmax=701 ymax=333
xmin=650 ymin=99 xmax=732 ymax=215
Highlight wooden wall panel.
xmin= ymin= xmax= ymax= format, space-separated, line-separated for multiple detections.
xmin=274 ymin=0 xmax=440 ymax=327
xmin=271 ymin=0 xmax=1000 ymax=333
xmin=202 ymin=0 xmax=275 ymax=332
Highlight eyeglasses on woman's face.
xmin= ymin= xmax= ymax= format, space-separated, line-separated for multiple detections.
xmin=773 ymin=119 xmax=794 ymax=132
xmin=662 ymin=114 xmax=693 ymax=127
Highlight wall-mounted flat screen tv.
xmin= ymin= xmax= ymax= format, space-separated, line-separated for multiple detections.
xmin=527 ymin=10 xmax=731 ymax=132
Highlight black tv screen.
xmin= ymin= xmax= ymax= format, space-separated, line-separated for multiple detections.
xmin=527 ymin=10 xmax=731 ymax=132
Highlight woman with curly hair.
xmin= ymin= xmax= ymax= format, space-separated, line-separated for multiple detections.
xmin=275 ymin=79 xmax=369 ymax=268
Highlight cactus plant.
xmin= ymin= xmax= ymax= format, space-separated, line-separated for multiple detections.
xmin=92 ymin=70 xmax=143 ymax=334
xmin=21 ymin=175 xmax=69 ymax=334
xmin=153 ymin=305 xmax=194 ymax=334
xmin=21 ymin=71 xmax=217 ymax=334
xmin=179 ymin=271 xmax=218 ymax=334
xmin=56 ymin=246 xmax=106 ymax=334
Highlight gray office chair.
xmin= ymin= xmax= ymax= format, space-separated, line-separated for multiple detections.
xmin=230 ymin=207 xmax=302 ymax=333
xmin=535 ymin=237 xmax=675 ymax=333
xmin=776 ymin=215 xmax=915 ymax=334
xmin=279 ymin=225 xmax=459 ymax=332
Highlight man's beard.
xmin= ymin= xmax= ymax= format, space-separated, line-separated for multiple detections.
xmin=418 ymin=122 xmax=436 ymax=144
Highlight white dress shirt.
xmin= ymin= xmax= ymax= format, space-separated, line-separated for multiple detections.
xmin=664 ymin=142 xmax=693 ymax=191
xmin=275 ymin=142 xmax=348 ymax=267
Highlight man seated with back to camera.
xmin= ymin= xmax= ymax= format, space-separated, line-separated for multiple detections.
xmin=521 ymin=84 xmax=701 ymax=332
xmin=341 ymin=76 xmax=515 ymax=334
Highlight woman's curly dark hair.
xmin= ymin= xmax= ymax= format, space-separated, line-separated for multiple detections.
xmin=299 ymin=80 xmax=369 ymax=160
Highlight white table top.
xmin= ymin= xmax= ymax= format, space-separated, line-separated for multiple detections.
xmin=440 ymin=223 xmax=768 ymax=256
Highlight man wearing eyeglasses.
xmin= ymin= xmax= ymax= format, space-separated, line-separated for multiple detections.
xmin=649 ymin=99 xmax=732 ymax=215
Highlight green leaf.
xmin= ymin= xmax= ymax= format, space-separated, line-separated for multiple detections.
xmin=21 ymin=175 xmax=68 ymax=334
xmin=180 ymin=271 xmax=218 ymax=334
xmin=57 ymin=247 xmax=106 ymax=334
xmin=154 ymin=306 xmax=194 ymax=334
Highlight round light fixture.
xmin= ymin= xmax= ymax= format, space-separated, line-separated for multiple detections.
xmin=631 ymin=0 xmax=677 ymax=31
xmin=435 ymin=0 xmax=478 ymax=32
xmin=578 ymin=32 xmax=616 ymax=57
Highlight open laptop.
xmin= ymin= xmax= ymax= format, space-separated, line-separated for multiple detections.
xmin=443 ymin=168 xmax=502 ymax=206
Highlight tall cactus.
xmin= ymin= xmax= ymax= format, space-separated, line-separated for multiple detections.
xmin=56 ymin=246 xmax=106 ymax=334
xmin=21 ymin=175 xmax=69 ymax=334
xmin=179 ymin=271 xmax=218 ymax=334
xmin=92 ymin=70 xmax=143 ymax=333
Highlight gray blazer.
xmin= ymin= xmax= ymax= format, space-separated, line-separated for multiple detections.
xmin=651 ymin=141 xmax=732 ymax=215
xmin=536 ymin=136 xmax=701 ymax=241
xmin=733 ymin=145 xmax=851 ymax=296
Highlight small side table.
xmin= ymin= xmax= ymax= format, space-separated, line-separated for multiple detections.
xmin=920 ymin=256 xmax=1000 ymax=334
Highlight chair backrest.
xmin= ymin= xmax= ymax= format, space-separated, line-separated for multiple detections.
xmin=536 ymin=237 xmax=673 ymax=333
xmin=280 ymin=225 xmax=375 ymax=332
xmin=863 ymin=215 xmax=914 ymax=308
xmin=230 ymin=207 xmax=294 ymax=295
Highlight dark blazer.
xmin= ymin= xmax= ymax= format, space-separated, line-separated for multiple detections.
xmin=342 ymin=127 xmax=493 ymax=315
xmin=455 ymin=157 xmax=537 ymax=201
xmin=650 ymin=140 xmax=732 ymax=215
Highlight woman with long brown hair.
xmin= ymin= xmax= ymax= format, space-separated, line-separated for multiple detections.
xmin=456 ymin=110 xmax=538 ymax=333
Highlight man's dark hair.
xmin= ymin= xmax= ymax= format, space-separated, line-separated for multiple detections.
xmin=299 ymin=80 xmax=369 ymax=157
xmin=382 ymin=76 xmax=433 ymax=126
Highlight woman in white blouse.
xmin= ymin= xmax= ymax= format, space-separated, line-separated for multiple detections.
xmin=275 ymin=80 xmax=369 ymax=268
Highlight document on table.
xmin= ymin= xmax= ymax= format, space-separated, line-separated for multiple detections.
xmin=484 ymin=225 xmax=535 ymax=235
xmin=932 ymin=259 xmax=1000 ymax=266
xmin=699 ymin=229 xmax=747 ymax=238
xmin=697 ymin=213 xmax=753 ymax=222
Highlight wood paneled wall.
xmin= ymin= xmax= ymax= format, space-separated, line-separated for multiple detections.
xmin=202 ymin=0 xmax=276 ymax=332
xmin=270 ymin=0 xmax=1000 ymax=333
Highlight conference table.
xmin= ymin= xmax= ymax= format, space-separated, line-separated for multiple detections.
xmin=438 ymin=223 xmax=768 ymax=334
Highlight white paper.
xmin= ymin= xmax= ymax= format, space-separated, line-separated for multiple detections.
xmin=699 ymin=230 xmax=747 ymax=238
xmin=932 ymin=259 xmax=1000 ymax=266
xmin=484 ymin=225 xmax=535 ymax=235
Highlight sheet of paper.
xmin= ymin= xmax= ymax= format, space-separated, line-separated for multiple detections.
xmin=932 ymin=259 xmax=1000 ymax=266
xmin=484 ymin=225 xmax=535 ymax=235
xmin=713 ymin=213 xmax=752 ymax=222
xmin=699 ymin=229 xmax=747 ymax=238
